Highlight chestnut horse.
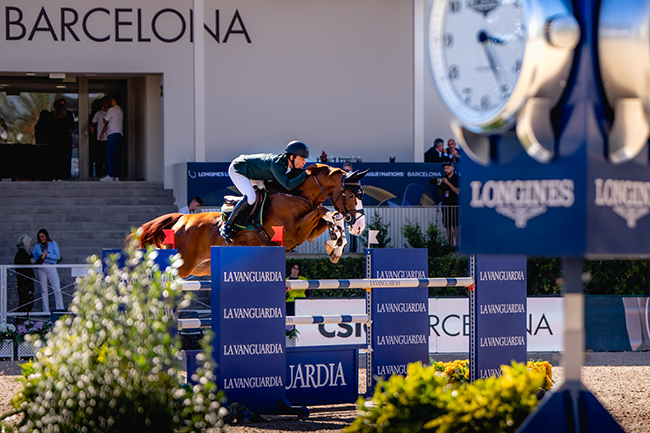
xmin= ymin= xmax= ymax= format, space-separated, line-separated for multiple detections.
xmin=131 ymin=164 xmax=369 ymax=278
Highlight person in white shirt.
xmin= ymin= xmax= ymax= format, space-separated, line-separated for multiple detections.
xmin=99 ymin=96 xmax=124 ymax=182
xmin=90 ymin=97 xmax=109 ymax=178
xmin=179 ymin=196 xmax=202 ymax=214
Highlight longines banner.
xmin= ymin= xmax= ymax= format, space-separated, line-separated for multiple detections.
xmin=187 ymin=162 xmax=453 ymax=207
xmin=211 ymin=246 xmax=286 ymax=414
xmin=295 ymin=298 xmax=564 ymax=352
xmin=366 ymin=249 xmax=429 ymax=383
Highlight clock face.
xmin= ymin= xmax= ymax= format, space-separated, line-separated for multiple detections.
xmin=429 ymin=0 xmax=526 ymax=128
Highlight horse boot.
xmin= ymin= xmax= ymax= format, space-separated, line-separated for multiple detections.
xmin=220 ymin=197 xmax=253 ymax=244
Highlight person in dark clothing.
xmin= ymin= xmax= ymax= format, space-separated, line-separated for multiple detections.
xmin=34 ymin=110 xmax=53 ymax=144
xmin=220 ymin=141 xmax=312 ymax=243
xmin=51 ymin=100 xmax=74 ymax=180
xmin=13 ymin=234 xmax=35 ymax=313
xmin=425 ymin=138 xmax=446 ymax=162
xmin=436 ymin=161 xmax=460 ymax=247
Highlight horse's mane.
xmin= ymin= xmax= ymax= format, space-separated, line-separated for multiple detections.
xmin=306 ymin=163 xmax=343 ymax=176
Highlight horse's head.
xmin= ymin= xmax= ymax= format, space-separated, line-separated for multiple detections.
xmin=305 ymin=164 xmax=369 ymax=235
xmin=341 ymin=169 xmax=369 ymax=235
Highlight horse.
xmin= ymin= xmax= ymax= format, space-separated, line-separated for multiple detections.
xmin=130 ymin=164 xmax=369 ymax=278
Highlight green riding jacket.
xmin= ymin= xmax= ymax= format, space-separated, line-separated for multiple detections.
xmin=232 ymin=153 xmax=309 ymax=191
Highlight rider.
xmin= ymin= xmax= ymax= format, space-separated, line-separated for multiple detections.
xmin=220 ymin=141 xmax=311 ymax=243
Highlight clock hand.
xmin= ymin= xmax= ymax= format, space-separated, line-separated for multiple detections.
xmin=478 ymin=31 xmax=508 ymax=96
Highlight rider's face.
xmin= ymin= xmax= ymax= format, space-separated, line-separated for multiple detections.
xmin=291 ymin=156 xmax=307 ymax=169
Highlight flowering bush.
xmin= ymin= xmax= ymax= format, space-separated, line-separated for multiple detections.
xmin=527 ymin=359 xmax=554 ymax=390
xmin=345 ymin=362 xmax=546 ymax=433
xmin=2 ymin=241 xmax=225 ymax=433
xmin=431 ymin=358 xmax=469 ymax=384
xmin=0 ymin=322 xmax=16 ymax=342
xmin=430 ymin=358 xmax=553 ymax=390
xmin=15 ymin=320 xmax=52 ymax=344
xmin=286 ymin=324 xmax=299 ymax=338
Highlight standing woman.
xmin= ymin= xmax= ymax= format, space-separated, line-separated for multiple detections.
xmin=32 ymin=229 xmax=64 ymax=312
xmin=14 ymin=234 xmax=36 ymax=313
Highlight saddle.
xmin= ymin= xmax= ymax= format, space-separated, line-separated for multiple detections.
xmin=221 ymin=185 xmax=275 ymax=245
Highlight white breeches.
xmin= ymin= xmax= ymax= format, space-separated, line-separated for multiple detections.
xmin=36 ymin=266 xmax=63 ymax=312
xmin=228 ymin=162 xmax=257 ymax=205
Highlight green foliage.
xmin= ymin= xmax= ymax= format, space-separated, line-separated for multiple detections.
xmin=428 ymin=256 xmax=470 ymax=297
xmin=287 ymin=257 xmax=366 ymax=297
xmin=345 ymin=362 xmax=545 ymax=433
xmin=527 ymin=257 xmax=562 ymax=295
xmin=401 ymin=220 xmax=454 ymax=257
xmin=4 ymin=246 xmax=225 ymax=433
xmin=358 ymin=212 xmax=392 ymax=249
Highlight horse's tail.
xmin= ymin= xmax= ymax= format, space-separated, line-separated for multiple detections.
xmin=128 ymin=213 xmax=183 ymax=248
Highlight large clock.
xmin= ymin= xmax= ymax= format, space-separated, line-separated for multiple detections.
xmin=428 ymin=0 xmax=580 ymax=164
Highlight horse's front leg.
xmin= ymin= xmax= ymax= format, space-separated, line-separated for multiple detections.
xmin=321 ymin=211 xmax=348 ymax=263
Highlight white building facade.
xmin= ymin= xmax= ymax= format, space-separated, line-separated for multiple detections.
xmin=0 ymin=0 xmax=451 ymax=202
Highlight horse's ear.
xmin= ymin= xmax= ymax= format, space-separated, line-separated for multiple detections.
xmin=351 ymin=169 xmax=370 ymax=181
xmin=344 ymin=170 xmax=359 ymax=182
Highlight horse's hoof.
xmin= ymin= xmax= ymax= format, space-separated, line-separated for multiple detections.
xmin=329 ymin=251 xmax=340 ymax=263
xmin=325 ymin=243 xmax=334 ymax=255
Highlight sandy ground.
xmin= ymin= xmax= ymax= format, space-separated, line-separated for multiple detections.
xmin=0 ymin=352 xmax=647 ymax=432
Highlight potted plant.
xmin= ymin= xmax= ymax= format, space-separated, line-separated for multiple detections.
xmin=16 ymin=319 xmax=53 ymax=359
xmin=0 ymin=323 xmax=16 ymax=360
xmin=286 ymin=324 xmax=299 ymax=347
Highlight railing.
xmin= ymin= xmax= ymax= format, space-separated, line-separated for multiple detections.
xmin=0 ymin=264 xmax=89 ymax=323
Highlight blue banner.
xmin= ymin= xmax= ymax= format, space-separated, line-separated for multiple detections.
xmin=366 ymin=249 xmax=429 ymax=387
xmin=470 ymin=255 xmax=527 ymax=381
xmin=285 ymin=345 xmax=361 ymax=405
xmin=187 ymin=162 xmax=459 ymax=207
xmin=101 ymin=249 xmax=177 ymax=274
xmin=211 ymin=246 xmax=287 ymax=414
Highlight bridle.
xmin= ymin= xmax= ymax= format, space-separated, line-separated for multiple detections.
xmin=313 ymin=172 xmax=365 ymax=224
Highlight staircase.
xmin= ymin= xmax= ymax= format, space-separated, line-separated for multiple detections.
xmin=0 ymin=181 xmax=178 ymax=266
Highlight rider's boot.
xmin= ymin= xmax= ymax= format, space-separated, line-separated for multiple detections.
xmin=220 ymin=197 xmax=253 ymax=244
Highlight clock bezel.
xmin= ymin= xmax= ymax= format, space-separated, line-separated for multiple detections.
xmin=428 ymin=0 xmax=579 ymax=136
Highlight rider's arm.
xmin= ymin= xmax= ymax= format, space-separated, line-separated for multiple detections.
xmin=270 ymin=164 xmax=309 ymax=190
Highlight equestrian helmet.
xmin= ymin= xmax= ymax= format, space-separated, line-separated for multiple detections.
xmin=285 ymin=141 xmax=310 ymax=158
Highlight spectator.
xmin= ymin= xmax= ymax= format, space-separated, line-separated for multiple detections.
xmin=435 ymin=161 xmax=460 ymax=247
xmin=446 ymin=138 xmax=462 ymax=163
xmin=425 ymin=138 xmax=446 ymax=162
xmin=32 ymin=229 xmax=63 ymax=312
xmin=51 ymin=99 xmax=74 ymax=180
xmin=99 ymin=96 xmax=124 ymax=182
xmin=34 ymin=109 xmax=52 ymax=145
xmin=14 ymin=234 xmax=36 ymax=313
xmin=286 ymin=263 xmax=310 ymax=316
xmin=179 ymin=196 xmax=203 ymax=214
xmin=90 ymin=97 xmax=109 ymax=178
xmin=342 ymin=162 xmax=353 ymax=172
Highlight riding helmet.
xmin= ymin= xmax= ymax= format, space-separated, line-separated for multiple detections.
xmin=285 ymin=141 xmax=310 ymax=158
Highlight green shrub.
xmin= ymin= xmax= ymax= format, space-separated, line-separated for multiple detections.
xmin=401 ymin=220 xmax=454 ymax=257
xmin=345 ymin=362 xmax=545 ymax=433
xmin=3 ymin=246 xmax=225 ymax=433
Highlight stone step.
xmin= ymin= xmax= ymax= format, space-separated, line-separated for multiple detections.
xmin=0 ymin=206 xmax=178 ymax=218
xmin=0 ymin=181 xmax=179 ymax=265
xmin=0 ymin=197 xmax=177 ymax=207
xmin=0 ymin=188 xmax=174 ymax=198
xmin=0 ymin=181 xmax=167 ymax=190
